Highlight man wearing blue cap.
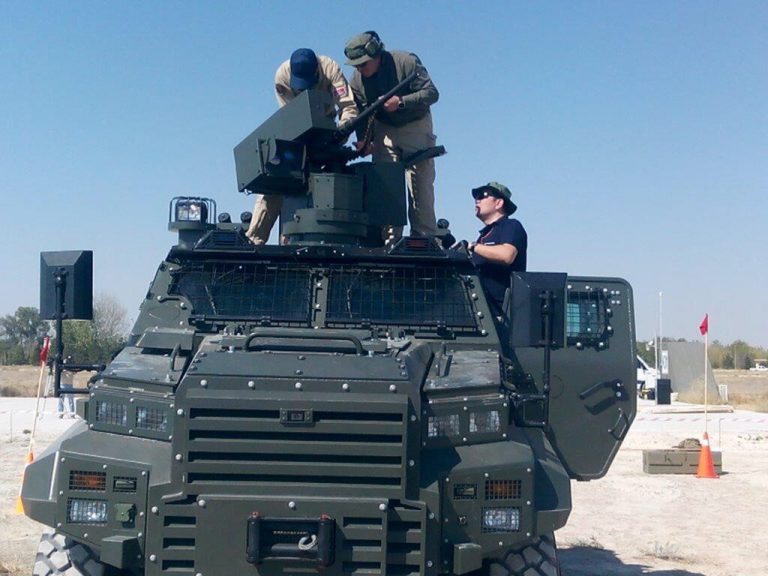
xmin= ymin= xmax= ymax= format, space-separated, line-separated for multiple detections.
xmin=468 ymin=182 xmax=528 ymax=316
xmin=246 ymin=49 xmax=357 ymax=245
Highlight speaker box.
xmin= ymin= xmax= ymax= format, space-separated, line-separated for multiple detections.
xmin=40 ymin=251 xmax=93 ymax=320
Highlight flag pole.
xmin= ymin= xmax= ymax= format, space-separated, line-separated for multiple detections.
xmin=704 ymin=324 xmax=708 ymax=435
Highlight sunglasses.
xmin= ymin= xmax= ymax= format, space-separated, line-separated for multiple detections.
xmin=474 ymin=191 xmax=500 ymax=201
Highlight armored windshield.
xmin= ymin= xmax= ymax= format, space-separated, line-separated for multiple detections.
xmin=168 ymin=260 xmax=479 ymax=333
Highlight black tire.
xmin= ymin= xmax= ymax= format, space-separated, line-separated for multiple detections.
xmin=486 ymin=533 xmax=561 ymax=576
xmin=33 ymin=531 xmax=122 ymax=576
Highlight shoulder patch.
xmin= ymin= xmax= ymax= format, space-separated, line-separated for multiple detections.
xmin=334 ymin=84 xmax=348 ymax=98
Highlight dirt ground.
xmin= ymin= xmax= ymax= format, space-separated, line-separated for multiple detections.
xmin=1 ymin=368 xmax=767 ymax=575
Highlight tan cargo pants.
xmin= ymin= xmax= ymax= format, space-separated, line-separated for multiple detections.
xmin=372 ymin=113 xmax=437 ymax=238
xmin=245 ymin=195 xmax=282 ymax=245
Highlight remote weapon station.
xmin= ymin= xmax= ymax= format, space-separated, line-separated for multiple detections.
xmin=25 ymin=85 xmax=636 ymax=576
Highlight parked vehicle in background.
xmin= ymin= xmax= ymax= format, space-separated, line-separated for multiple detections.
xmin=637 ymin=356 xmax=658 ymax=398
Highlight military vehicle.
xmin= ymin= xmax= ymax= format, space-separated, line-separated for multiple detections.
xmin=23 ymin=84 xmax=636 ymax=576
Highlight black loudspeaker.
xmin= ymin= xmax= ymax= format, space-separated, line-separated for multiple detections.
xmin=40 ymin=251 xmax=93 ymax=320
xmin=509 ymin=272 xmax=567 ymax=349
xmin=656 ymin=378 xmax=672 ymax=405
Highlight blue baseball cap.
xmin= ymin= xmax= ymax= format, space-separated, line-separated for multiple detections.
xmin=289 ymin=48 xmax=319 ymax=90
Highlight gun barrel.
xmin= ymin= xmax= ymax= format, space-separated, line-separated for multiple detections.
xmin=335 ymin=70 xmax=418 ymax=141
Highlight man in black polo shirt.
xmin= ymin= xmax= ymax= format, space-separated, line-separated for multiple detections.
xmin=468 ymin=182 xmax=528 ymax=316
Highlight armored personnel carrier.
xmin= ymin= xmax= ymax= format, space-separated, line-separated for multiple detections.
xmin=24 ymin=87 xmax=636 ymax=576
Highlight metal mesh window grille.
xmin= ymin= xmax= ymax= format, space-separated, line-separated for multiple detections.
xmin=95 ymin=400 xmax=127 ymax=427
xmin=169 ymin=262 xmax=312 ymax=324
xmin=485 ymin=479 xmax=521 ymax=500
xmin=326 ymin=266 xmax=476 ymax=330
xmin=69 ymin=471 xmax=106 ymax=491
xmin=567 ymin=291 xmax=606 ymax=341
xmin=136 ymin=406 xmax=168 ymax=432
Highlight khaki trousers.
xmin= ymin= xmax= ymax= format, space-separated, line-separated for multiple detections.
xmin=245 ymin=195 xmax=282 ymax=245
xmin=372 ymin=113 xmax=437 ymax=238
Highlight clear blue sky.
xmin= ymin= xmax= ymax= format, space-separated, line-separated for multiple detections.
xmin=1 ymin=2 xmax=766 ymax=346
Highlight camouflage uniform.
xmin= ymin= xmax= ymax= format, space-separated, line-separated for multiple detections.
xmin=246 ymin=56 xmax=357 ymax=245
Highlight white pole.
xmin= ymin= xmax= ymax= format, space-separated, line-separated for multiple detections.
xmin=704 ymin=323 xmax=709 ymax=434
xmin=658 ymin=292 xmax=663 ymax=372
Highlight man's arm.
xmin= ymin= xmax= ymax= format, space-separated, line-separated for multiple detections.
xmin=274 ymin=60 xmax=293 ymax=107
xmin=324 ymin=58 xmax=358 ymax=125
xmin=398 ymin=52 xmax=439 ymax=109
xmin=469 ymin=242 xmax=519 ymax=264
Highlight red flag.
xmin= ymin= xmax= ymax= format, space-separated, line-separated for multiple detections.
xmin=699 ymin=314 xmax=709 ymax=336
xmin=38 ymin=336 xmax=50 ymax=364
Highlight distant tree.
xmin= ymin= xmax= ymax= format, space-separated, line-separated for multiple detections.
xmin=722 ymin=353 xmax=734 ymax=369
xmin=92 ymin=293 xmax=129 ymax=353
xmin=730 ymin=340 xmax=751 ymax=370
xmin=742 ymin=353 xmax=754 ymax=370
xmin=0 ymin=306 xmax=48 ymax=364
xmin=56 ymin=294 xmax=129 ymax=365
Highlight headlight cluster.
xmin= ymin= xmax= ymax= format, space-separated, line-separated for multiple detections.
xmin=424 ymin=396 xmax=508 ymax=447
xmin=90 ymin=391 xmax=172 ymax=441
xmin=67 ymin=498 xmax=108 ymax=524
xmin=481 ymin=507 xmax=520 ymax=533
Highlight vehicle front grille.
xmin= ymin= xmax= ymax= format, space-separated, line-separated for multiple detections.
xmin=180 ymin=392 xmax=409 ymax=499
xmin=341 ymin=504 xmax=425 ymax=576
xmin=158 ymin=499 xmax=198 ymax=575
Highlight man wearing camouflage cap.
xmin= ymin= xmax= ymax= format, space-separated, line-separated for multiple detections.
xmin=343 ymin=31 xmax=439 ymax=240
xmin=246 ymin=48 xmax=358 ymax=245
xmin=469 ymin=182 xmax=528 ymax=316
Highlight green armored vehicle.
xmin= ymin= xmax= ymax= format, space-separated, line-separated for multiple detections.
xmin=24 ymin=87 xmax=636 ymax=576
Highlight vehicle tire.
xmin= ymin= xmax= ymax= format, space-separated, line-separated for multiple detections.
xmin=33 ymin=531 xmax=123 ymax=576
xmin=485 ymin=532 xmax=560 ymax=576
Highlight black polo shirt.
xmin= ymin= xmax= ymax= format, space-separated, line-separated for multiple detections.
xmin=471 ymin=217 xmax=528 ymax=315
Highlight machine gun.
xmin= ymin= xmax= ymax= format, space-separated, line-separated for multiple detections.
xmin=233 ymin=72 xmax=444 ymax=246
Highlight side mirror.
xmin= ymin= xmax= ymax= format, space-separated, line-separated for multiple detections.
xmin=40 ymin=251 xmax=93 ymax=320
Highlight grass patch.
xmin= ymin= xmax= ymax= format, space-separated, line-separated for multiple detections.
xmin=728 ymin=393 xmax=768 ymax=413
xmin=572 ymin=535 xmax=605 ymax=550
xmin=643 ymin=541 xmax=685 ymax=561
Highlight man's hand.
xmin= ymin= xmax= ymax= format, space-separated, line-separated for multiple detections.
xmin=354 ymin=140 xmax=374 ymax=156
xmin=383 ymin=95 xmax=402 ymax=113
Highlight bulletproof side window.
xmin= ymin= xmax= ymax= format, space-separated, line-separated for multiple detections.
xmin=566 ymin=289 xmax=612 ymax=348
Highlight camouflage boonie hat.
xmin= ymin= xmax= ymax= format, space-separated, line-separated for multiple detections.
xmin=471 ymin=182 xmax=517 ymax=215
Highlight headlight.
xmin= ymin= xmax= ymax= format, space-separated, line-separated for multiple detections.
xmin=428 ymin=414 xmax=460 ymax=437
xmin=481 ymin=507 xmax=520 ymax=533
xmin=67 ymin=498 xmax=108 ymax=524
xmin=469 ymin=410 xmax=501 ymax=433
xmin=175 ymin=200 xmax=208 ymax=223
xmin=136 ymin=406 xmax=168 ymax=432
xmin=95 ymin=400 xmax=127 ymax=426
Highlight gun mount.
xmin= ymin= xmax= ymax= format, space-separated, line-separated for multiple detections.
xmin=234 ymin=72 xmax=444 ymax=246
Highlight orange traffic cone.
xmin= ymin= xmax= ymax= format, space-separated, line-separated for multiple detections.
xmin=696 ymin=432 xmax=718 ymax=479
xmin=14 ymin=450 xmax=34 ymax=514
